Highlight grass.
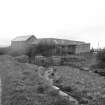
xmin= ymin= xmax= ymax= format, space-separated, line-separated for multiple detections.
xmin=0 ymin=52 xmax=102 ymax=105
xmin=0 ymin=55 xmax=73 ymax=105
xmin=53 ymin=66 xmax=105 ymax=104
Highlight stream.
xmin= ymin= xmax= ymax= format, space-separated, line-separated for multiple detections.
xmin=40 ymin=67 xmax=79 ymax=105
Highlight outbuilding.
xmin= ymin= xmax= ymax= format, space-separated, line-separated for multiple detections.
xmin=11 ymin=35 xmax=37 ymax=53
xmin=11 ymin=35 xmax=90 ymax=55
xmin=32 ymin=38 xmax=90 ymax=54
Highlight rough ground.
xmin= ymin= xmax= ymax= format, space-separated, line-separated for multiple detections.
xmin=0 ymin=55 xmax=73 ymax=105
xmin=1 ymin=55 xmax=105 ymax=105
xmin=53 ymin=66 xmax=105 ymax=105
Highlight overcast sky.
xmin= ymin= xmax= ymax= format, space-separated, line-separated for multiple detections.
xmin=0 ymin=0 xmax=105 ymax=48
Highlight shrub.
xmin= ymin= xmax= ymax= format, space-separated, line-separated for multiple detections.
xmin=28 ymin=42 xmax=70 ymax=59
xmin=96 ymin=49 xmax=105 ymax=68
xmin=37 ymin=43 xmax=57 ymax=56
xmin=37 ymin=85 xmax=47 ymax=94
xmin=90 ymin=48 xmax=95 ymax=53
xmin=14 ymin=55 xmax=29 ymax=63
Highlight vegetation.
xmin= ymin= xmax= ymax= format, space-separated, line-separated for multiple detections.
xmin=0 ymin=46 xmax=10 ymax=55
xmin=14 ymin=55 xmax=29 ymax=63
xmin=89 ymin=48 xmax=105 ymax=76
xmin=96 ymin=48 xmax=105 ymax=68
xmin=0 ymin=46 xmax=27 ymax=57
xmin=29 ymin=43 xmax=59 ymax=57
xmin=1 ymin=55 xmax=72 ymax=105
xmin=1 ymin=43 xmax=105 ymax=105
xmin=53 ymin=66 xmax=105 ymax=105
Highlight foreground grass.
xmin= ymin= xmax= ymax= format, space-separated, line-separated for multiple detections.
xmin=53 ymin=66 xmax=105 ymax=105
xmin=1 ymin=54 xmax=104 ymax=105
xmin=0 ymin=55 xmax=72 ymax=105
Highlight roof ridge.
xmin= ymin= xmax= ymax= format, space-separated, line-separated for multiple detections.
xmin=37 ymin=38 xmax=86 ymax=43
xmin=12 ymin=35 xmax=36 ymax=41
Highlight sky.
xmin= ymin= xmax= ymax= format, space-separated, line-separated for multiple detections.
xmin=0 ymin=0 xmax=105 ymax=48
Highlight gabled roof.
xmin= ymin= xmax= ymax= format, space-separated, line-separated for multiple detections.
xmin=12 ymin=35 xmax=36 ymax=41
xmin=31 ymin=38 xmax=88 ymax=45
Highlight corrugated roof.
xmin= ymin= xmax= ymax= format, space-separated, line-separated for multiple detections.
xmin=12 ymin=35 xmax=36 ymax=41
xmin=31 ymin=38 xmax=87 ymax=45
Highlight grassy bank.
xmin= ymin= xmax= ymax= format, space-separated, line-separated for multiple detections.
xmin=53 ymin=66 xmax=105 ymax=105
xmin=0 ymin=55 xmax=73 ymax=105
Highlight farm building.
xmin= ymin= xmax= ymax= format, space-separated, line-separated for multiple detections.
xmin=31 ymin=38 xmax=90 ymax=54
xmin=11 ymin=35 xmax=37 ymax=53
xmin=11 ymin=35 xmax=90 ymax=55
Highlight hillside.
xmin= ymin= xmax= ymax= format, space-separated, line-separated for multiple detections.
xmin=0 ymin=55 xmax=72 ymax=105
xmin=53 ymin=66 xmax=105 ymax=105
xmin=1 ymin=54 xmax=105 ymax=105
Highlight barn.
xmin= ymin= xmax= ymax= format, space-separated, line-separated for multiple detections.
xmin=31 ymin=38 xmax=90 ymax=54
xmin=11 ymin=35 xmax=90 ymax=55
xmin=11 ymin=35 xmax=37 ymax=53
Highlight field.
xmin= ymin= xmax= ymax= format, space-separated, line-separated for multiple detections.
xmin=0 ymin=55 xmax=73 ymax=105
xmin=53 ymin=66 xmax=105 ymax=104
xmin=1 ymin=52 xmax=105 ymax=105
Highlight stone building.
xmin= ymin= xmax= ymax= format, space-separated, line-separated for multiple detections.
xmin=31 ymin=38 xmax=90 ymax=54
xmin=11 ymin=35 xmax=37 ymax=53
xmin=11 ymin=35 xmax=90 ymax=55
